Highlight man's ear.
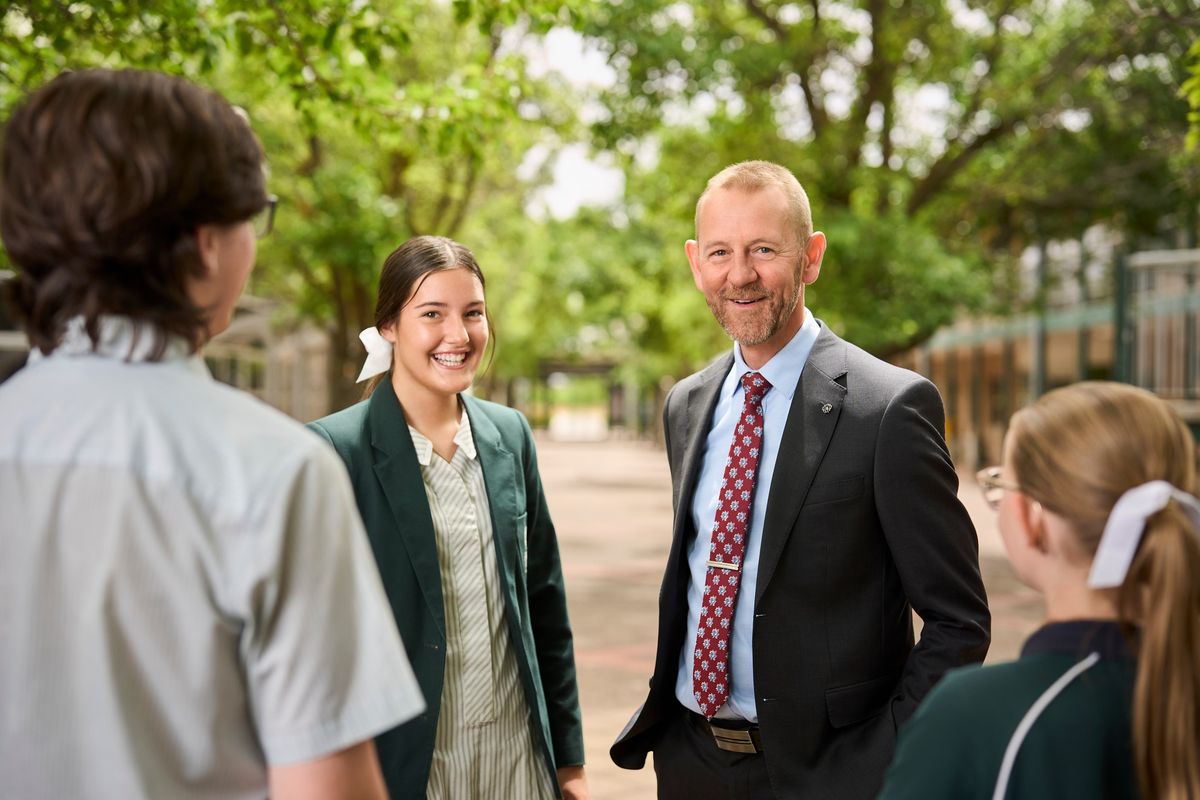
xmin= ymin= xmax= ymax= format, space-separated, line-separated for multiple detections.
xmin=801 ymin=231 xmax=826 ymax=285
xmin=195 ymin=224 xmax=221 ymax=277
xmin=685 ymin=239 xmax=704 ymax=292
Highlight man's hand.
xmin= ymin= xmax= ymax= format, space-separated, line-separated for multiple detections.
xmin=557 ymin=765 xmax=589 ymax=800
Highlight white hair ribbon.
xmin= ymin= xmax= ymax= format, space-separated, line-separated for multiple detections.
xmin=355 ymin=326 xmax=393 ymax=383
xmin=1088 ymin=480 xmax=1200 ymax=588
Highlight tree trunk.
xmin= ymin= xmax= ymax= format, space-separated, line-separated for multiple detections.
xmin=326 ymin=325 xmax=362 ymax=414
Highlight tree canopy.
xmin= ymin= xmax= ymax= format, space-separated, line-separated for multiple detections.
xmin=573 ymin=0 xmax=1198 ymax=361
xmin=1 ymin=0 xmax=595 ymax=407
xmin=1 ymin=0 xmax=1196 ymax=415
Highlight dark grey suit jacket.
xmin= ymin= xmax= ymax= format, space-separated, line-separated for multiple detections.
xmin=610 ymin=324 xmax=990 ymax=799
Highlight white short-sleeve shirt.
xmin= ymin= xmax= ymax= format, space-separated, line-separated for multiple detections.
xmin=0 ymin=317 xmax=425 ymax=800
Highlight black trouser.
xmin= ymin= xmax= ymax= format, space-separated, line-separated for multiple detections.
xmin=652 ymin=705 xmax=774 ymax=799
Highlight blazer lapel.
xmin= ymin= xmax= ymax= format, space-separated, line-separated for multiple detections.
xmin=755 ymin=326 xmax=848 ymax=603
xmin=367 ymin=380 xmax=446 ymax=637
xmin=674 ymin=353 xmax=733 ymax=539
xmin=462 ymin=398 xmax=521 ymax=594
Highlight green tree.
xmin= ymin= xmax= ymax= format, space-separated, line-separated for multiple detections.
xmin=1186 ymin=38 xmax=1200 ymax=150
xmin=0 ymin=0 xmax=591 ymax=408
xmin=576 ymin=0 xmax=1198 ymax=362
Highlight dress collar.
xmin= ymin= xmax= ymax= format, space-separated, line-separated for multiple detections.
xmin=1021 ymin=619 xmax=1135 ymax=662
xmin=407 ymin=402 xmax=477 ymax=466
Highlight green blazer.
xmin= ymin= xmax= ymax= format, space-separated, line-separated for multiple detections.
xmin=878 ymin=620 xmax=1138 ymax=800
xmin=308 ymin=380 xmax=584 ymax=800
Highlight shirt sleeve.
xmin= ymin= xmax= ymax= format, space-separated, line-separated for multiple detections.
xmin=237 ymin=441 xmax=425 ymax=765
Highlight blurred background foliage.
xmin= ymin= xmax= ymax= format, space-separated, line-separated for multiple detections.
xmin=1 ymin=0 xmax=1197 ymax=414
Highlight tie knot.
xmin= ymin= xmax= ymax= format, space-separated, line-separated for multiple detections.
xmin=740 ymin=371 xmax=771 ymax=404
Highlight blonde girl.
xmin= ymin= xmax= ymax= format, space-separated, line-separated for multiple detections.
xmin=880 ymin=381 xmax=1200 ymax=799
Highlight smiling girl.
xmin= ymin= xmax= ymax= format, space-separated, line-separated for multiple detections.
xmin=308 ymin=236 xmax=587 ymax=800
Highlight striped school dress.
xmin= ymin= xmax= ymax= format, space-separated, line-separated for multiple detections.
xmin=409 ymin=417 xmax=555 ymax=800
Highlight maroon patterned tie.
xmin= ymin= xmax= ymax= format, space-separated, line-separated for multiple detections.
xmin=693 ymin=371 xmax=772 ymax=718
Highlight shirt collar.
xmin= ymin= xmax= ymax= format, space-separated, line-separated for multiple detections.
xmin=1020 ymin=620 xmax=1135 ymax=662
xmin=407 ymin=405 xmax=477 ymax=466
xmin=455 ymin=411 xmax=478 ymax=460
xmin=728 ymin=308 xmax=820 ymax=400
xmin=27 ymin=316 xmax=206 ymax=375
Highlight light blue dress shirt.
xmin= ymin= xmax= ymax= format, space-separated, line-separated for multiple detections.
xmin=675 ymin=310 xmax=821 ymax=721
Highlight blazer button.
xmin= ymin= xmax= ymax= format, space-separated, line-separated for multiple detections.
xmin=754 ymin=612 xmax=766 ymax=619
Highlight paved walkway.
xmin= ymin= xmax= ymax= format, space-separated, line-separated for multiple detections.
xmin=536 ymin=437 xmax=1045 ymax=800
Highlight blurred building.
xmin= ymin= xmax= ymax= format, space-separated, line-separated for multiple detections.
xmin=0 ymin=271 xmax=25 ymax=383
xmin=203 ymin=296 xmax=331 ymax=422
xmin=894 ymin=247 xmax=1200 ymax=469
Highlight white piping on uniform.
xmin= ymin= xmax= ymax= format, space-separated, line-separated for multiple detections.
xmin=991 ymin=652 xmax=1102 ymax=800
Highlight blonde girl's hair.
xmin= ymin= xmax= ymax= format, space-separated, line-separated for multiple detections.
xmin=1008 ymin=381 xmax=1200 ymax=800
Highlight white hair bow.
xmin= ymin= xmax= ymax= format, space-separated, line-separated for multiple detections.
xmin=1088 ymin=480 xmax=1200 ymax=588
xmin=355 ymin=326 xmax=393 ymax=383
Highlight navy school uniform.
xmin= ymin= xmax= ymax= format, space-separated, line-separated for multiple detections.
xmin=878 ymin=620 xmax=1138 ymax=800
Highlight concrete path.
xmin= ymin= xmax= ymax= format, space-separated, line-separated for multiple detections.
xmin=536 ymin=438 xmax=1044 ymax=800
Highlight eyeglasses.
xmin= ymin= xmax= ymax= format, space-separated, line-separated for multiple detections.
xmin=976 ymin=466 xmax=1021 ymax=510
xmin=252 ymin=195 xmax=278 ymax=239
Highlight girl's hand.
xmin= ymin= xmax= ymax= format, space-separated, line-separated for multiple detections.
xmin=557 ymin=765 xmax=589 ymax=800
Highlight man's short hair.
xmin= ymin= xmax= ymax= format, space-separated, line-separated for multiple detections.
xmin=695 ymin=160 xmax=814 ymax=243
xmin=0 ymin=69 xmax=267 ymax=356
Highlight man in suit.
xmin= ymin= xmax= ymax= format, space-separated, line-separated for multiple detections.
xmin=610 ymin=160 xmax=991 ymax=799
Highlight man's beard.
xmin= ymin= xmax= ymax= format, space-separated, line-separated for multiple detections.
xmin=708 ymin=279 xmax=803 ymax=346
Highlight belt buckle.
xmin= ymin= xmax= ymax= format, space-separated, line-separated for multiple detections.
xmin=709 ymin=724 xmax=761 ymax=754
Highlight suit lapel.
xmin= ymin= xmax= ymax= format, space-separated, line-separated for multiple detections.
xmin=462 ymin=397 xmax=521 ymax=593
xmin=755 ymin=326 xmax=848 ymax=604
xmin=674 ymin=354 xmax=733 ymax=539
xmin=367 ymin=380 xmax=446 ymax=637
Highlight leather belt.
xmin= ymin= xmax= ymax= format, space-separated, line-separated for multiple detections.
xmin=688 ymin=710 xmax=763 ymax=754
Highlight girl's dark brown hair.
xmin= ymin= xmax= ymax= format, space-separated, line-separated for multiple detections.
xmin=362 ymin=235 xmax=494 ymax=397
xmin=0 ymin=68 xmax=267 ymax=356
